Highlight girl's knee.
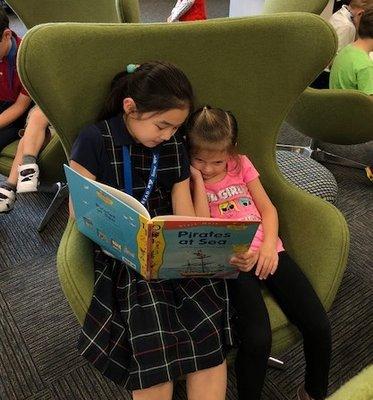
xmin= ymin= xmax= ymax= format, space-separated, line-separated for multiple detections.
xmin=239 ymin=325 xmax=272 ymax=356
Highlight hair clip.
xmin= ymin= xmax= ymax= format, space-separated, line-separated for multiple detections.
xmin=126 ymin=64 xmax=138 ymax=73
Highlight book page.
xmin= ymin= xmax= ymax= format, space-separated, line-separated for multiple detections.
xmin=65 ymin=165 xmax=149 ymax=275
xmin=95 ymin=181 xmax=150 ymax=219
xmin=149 ymin=219 xmax=259 ymax=279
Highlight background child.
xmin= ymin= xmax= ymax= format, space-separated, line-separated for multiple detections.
xmin=167 ymin=0 xmax=207 ymax=22
xmin=329 ymin=0 xmax=373 ymax=53
xmin=0 ymin=106 xmax=51 ymax=213
xmin=0 ymin=6 xmax=31 ymax=151
xmin=330 ymin=6 xmax=373 ymax=94
xmin=187 ymin=106 xmax=332 ymax=400
xmin=70 ymin=62 xmax=229 ymax=400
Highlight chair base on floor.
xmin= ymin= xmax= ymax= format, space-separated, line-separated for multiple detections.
xmin=268 ymin=356 xmax=285 ymax=370
xmin=311 ymin=150 xmax=367 ymax=170
xmin=276 ymin=143 xmax=313 ymax=157
xmin=38 ymin=182 xmax=69 ymax=232
xmin=277 ymin=141 xmax=368 ymax=170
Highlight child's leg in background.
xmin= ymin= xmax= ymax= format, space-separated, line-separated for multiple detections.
xmin=228 ymin=273 xmax=272 ymax=400
xmin=0 ymin=106 xmax=50 ymax=212
xmin=20 ymin=106 xmax=49 ymax=158
xmin=16 ymin=106 xmax=50 ymax=193
xmin=265 ymin=252 xmax=331 ymax=400
xmin=186 ymin=360 xmax=227 ymax=400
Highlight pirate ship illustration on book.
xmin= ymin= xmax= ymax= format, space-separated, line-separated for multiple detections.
xmin=179 ymin=250 xmax=225 ymax=278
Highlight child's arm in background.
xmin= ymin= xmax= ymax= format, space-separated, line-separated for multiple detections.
xmin=247 ymin=177 xmax=279 ymax=279
xmin=167 ymin=0 xmax=195 ymax=22
xmin=0 ymin=93 xmax=31 ymax=128
xmin=190 ymin=165 xmax=210 ymax=217
xmin=172 ymin=177 xmax=196 ymax=216
xmin=68 ymin=160 xmax=96 ymax=219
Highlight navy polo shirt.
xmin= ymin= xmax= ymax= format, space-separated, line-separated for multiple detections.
xmin=71 ymin=114 xmax=190 ymax=192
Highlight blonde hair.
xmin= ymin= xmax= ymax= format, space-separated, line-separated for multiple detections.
xmin=186 ymin=106 xmax=239 ymax=157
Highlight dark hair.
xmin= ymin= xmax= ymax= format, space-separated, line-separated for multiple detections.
xmin=187 ymin=106 xmax=239 ymax=156
xmin=358 ymin=5 xmax=373 ymax=38
xmin=0 ymin=6 xmax=9 ymax=38
xmin=99 ymin=61 xmax=194 ymax=120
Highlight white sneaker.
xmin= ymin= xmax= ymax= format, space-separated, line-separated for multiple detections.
xmin=17 ymin=163 xmax=39 ymax=193
xmin=0 ymin=186 xmax=16 ymax=213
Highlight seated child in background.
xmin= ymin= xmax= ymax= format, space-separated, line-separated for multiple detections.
xmin=0 ymin=106 xmax=51 ymax=213
xmin=329 ymin=0 xmax=372 ymax=53
xmin=0 ymin=6 xmax=31 ymax=151
xmin=311 ymin=0 xmax=372 ymax=89
xmin=167 ymin=0 xmax=206 ymax=22
xmin=330 ymin=6 xmax=373 ymax=94
xmin=187 ymin=106 xmax=332 ymax=400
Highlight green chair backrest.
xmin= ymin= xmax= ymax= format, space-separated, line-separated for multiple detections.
xmin=6 ymin=0 xmax=140 ymax=28
xmin=18 ymin=14 xmax=337 ymax=190
xmin=263 ymin=0 xmax=329 ymax=14
xmin=286 ymin=87 xmax=373 ymax=145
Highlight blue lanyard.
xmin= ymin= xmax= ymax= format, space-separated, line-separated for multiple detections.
xmin=122 ymin=146 xmax=160 ymax=205
xmin=7 ymin=37 xmax=17 ymax=91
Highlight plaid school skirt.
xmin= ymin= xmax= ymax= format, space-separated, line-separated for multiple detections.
xmin=78 ymin=248 xmax=233 ymax=390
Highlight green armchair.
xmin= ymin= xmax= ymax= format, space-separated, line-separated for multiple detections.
xmin=285 ymin=87 xmax=373 ymax=169
xmin=5 ymin=0 xmax=140 ymax=28
xmin=18 ymin=14 xmax=348 ymax=357
xmin=0 ymin=0 xmax=140 ymax=230
xmin=263 ymin=0 xmax=329 ymax=14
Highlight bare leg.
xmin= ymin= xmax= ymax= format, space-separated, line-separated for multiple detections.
xmin=186 ymin=360 xmax=227 ymax=400
xmin=22 ymin=106 xmax=49 ymax=157
xmin=5 ymin=107 xmax=49 ymax=186
xmin=132 ymin=381 xmax=173 ymax=400
xmin=7 ymin=137 xmax=24 ymax=186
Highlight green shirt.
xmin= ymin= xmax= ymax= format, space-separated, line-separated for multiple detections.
xmin=329 ymin=44 xmax=373 ymax=95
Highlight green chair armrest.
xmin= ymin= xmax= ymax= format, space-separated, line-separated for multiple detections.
xmin=271 ymin=177 xmax=349 ymax=311
xmin=57 ymin=218 xmax=94 ymax=325
xmin=286 ymin=87 xmax=373 ymax=145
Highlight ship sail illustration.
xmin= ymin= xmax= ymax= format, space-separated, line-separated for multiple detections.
xmin=180 ymin=250 xmax=224 ymax=277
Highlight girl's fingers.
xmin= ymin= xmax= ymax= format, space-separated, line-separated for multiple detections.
xmin=259 ymin=259 xmax=270 ymax=279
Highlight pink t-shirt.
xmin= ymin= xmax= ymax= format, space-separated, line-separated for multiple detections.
xmin=204 ymin=155 xmax=284 ymax=252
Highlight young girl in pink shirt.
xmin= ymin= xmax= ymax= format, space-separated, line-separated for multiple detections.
xmin=186 ymin=106 xmax=332 ymax=400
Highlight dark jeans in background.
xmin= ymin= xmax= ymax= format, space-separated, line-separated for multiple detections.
xmin=0 ymin=101 xmax=28 ymax=152
xmin=310 ymin=70 xmax=330 ymax=90
xmin=228 ymin=252 xmax=332 ymax=400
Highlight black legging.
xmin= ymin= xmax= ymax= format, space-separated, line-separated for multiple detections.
xmin=228 ymin=252 xmax=331 ymax=400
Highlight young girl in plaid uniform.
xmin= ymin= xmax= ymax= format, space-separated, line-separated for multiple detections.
xmin=187 ymin=106 xmax=332 ymax=400
xmin=70 ymin=62 xmax=230 ymax=399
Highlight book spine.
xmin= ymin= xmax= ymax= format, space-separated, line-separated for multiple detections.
xmin=146 ymin=222 xmax=154 ymax=280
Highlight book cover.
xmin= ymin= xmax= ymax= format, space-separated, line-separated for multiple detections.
xmin=65 ymin=165 xmax=260 ymax=279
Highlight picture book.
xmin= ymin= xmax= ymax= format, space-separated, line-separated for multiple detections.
xmin=65 ymin=165 xmax=260 ymax=280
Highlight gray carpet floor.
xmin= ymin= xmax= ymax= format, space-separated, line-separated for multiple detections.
xmin=1 ymin=1 xmax=372 ymax=399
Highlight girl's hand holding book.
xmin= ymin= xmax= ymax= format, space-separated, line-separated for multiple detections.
xmin=230 ymin=248 xmax=259 ymax=273
xmin=255 ymin=242 xmax=279 ymax=280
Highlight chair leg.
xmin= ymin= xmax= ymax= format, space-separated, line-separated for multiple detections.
xmin=276 ymin=143 xmax=313 ymax=157
xmin=311 ymin=149 xmax=367 ymax=169
xmin=37 ymin=182 xmax=69 ymax=232
xmin=268 ymin=356 xmax=285 ymax=370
